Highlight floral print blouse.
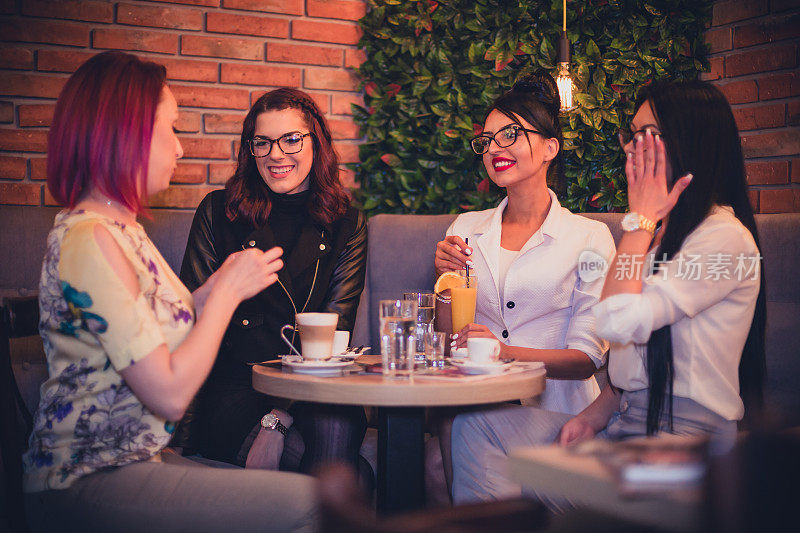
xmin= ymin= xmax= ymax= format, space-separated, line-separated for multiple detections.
xmin=24 ymin=210 xmax=194 ymax=492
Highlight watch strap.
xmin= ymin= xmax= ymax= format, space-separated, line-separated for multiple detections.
xmin=624 ymin=212 xmax=657 ymax=235
xmin=273 ymin=420 xmax=288 ymax=436
xmin=638 ymin=215 xmax=657 ymax=235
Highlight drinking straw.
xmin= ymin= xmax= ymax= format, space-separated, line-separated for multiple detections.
xmin=464 ymin=237 xmax=470 ymax=287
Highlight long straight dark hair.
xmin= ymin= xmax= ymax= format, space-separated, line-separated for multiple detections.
xmin=637 ymin=80 xmax=766 ymax=435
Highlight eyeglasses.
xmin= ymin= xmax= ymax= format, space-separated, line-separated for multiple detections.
xmin=470 ymin=125 xmax=541 ymax=155
xmin=249 ymin=132 xmax=312 ymax=158
xmin=618 ymin=127 xmax=661 ymax=148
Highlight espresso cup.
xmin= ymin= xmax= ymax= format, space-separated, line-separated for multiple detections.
xmin=332 ymin=330 xmax=349 ymax=355
xmin=280 ymin=312 xmax=338 ymax=360
xmin=450 ymin=347 xmax=468 ymax=359
xmin=467 ymin=337 xmax=501 ymax=364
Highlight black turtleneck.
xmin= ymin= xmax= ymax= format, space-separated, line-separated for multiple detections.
xmin=267 ymin=189 xmax=311 ymax=253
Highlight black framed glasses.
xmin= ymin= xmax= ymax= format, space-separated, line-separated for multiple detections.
xmin=470 ymin=125 xmax=541 ymax=155
xmin=618 ymin=127 xmax=661 ymax=148
xmin=249 ymin=132 xmax=312 ymax=158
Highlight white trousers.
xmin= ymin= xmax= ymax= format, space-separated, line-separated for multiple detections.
xmin=451 ymin=389 xmax=737 ymax=508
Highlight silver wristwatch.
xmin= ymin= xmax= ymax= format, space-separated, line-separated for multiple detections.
xmin=260 ymin=412 xmax=288 ymax=436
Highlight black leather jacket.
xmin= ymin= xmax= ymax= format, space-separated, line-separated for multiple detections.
xmin=171 ymin=189 xmax=367 ymax=453
xmin=180 ymin=189 xmax=367 ymax=365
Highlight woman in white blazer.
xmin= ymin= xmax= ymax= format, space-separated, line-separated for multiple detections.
xmin=435 ymin=71 xmax=615 ymax=416
xmin=432 ymin=72 xmax=614 ymax=495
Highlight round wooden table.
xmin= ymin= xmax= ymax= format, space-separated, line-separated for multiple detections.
xmin=252 ymin=361 xmax=545 ymax=514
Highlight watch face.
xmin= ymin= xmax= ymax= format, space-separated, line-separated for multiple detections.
xmin=621 ymin=212 xmax=639 ymax=232
xmin=261 ymin=413 xmax=278 ymax=430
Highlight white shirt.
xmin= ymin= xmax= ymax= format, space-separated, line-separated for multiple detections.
xmin=593 ymin=206 xmax=760 ymax=421
xmin=498 ymin=247 xmax=519 ymax=304
xmin=447 ymin=189 xmax=616 ymax=414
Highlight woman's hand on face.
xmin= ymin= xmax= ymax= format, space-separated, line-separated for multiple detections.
xmin=450 ymin=323 xmax=497 ymax=349
xmin=557 ymin=415 xmax=596 ymax=447
xmin=435 ymin=236 xmax=473 ymax=275
xmin=626 ymin=128 xmax=693 ymax=222
xmin=214 ymin=246 xmax=284 ymax=303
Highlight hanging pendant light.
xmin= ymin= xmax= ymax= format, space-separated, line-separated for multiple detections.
xmin=556 ymin=0 xmax=577 ymax=112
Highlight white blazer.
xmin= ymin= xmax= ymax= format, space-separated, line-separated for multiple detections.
xmin=446 ymin=190 xmax=616 ymax=414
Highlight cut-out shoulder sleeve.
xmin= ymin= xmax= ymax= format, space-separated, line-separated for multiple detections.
xmin=59 ymin=221 xmax=166 ymax=371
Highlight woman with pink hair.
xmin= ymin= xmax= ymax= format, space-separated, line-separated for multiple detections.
xmin=23 ymin=51 xmax=316 ymax=532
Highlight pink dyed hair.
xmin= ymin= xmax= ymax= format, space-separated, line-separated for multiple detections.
xmin=47 ymin=51 xmax=166 ymax=213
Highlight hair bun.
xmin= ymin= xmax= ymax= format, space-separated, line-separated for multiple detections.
xmin=513 ymin=72 xmax=559 ymax=110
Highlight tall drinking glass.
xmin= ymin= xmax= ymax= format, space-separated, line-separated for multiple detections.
xmin=403 ymin=292 xmax=435 ymax=365
xmin=379 ymin=299 xmax=417 ymax=379
xmin=450 ymin=270 xmax=477 ymax=333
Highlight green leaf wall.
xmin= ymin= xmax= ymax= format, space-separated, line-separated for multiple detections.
xmin=351 ymin=0 xmax=712 ymax=216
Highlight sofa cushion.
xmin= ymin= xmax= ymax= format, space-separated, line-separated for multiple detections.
xmin=351 ymin=214 xmax=456 ymax=349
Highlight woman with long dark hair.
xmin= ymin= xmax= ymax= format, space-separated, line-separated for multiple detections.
xmin=24 ymin=51 xmax=315 ymax=531
xmin=175 ymin=89 xmax=369 ymax=479
xmin=450 ymin=79 xmax=765 ymax=504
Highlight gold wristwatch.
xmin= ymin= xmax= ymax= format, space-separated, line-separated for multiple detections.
xmin=621 ymin=212 xmax=657 ymax=236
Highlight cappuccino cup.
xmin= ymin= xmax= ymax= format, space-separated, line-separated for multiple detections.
xmin=280 ymin=312 xmax=338 ymax=360
xmin=467 ymin=337 xmax=501 ymax=364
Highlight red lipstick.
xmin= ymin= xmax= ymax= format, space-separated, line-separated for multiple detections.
xmin=491 ymin=157 xmax=516 ymax=172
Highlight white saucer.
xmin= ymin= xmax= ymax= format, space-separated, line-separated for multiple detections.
xmin=448 ymin=358 xmax=512 ymax=375
xmin=281 ymin=356 xmax=352 ymax=376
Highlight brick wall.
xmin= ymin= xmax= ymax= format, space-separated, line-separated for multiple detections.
xmin=0 ymin=0 xmax=366 ymax=209
xmin=704 ymin=0 xmax=800 ymax=213
xmin=1 ymin=0 xmax=798 ymax=213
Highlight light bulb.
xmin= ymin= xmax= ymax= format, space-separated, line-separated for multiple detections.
xmin=556 ymin=62 xmax=576 ymax=112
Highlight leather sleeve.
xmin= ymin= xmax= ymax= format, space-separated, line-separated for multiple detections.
xmin=171 ymin=193 xmax=220 ymax=452
xmin=179 ymin=193 xmax=221 ymax=292
xmin=323 ymin=210 xmax=368 ymax=334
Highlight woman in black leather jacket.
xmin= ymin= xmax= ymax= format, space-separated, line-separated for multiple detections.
xmin=174 ymin=88 xmax=368 ymax=478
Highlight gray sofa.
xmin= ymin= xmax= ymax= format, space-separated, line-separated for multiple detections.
xmin=2 ymin=205 xmax=799 ymax=422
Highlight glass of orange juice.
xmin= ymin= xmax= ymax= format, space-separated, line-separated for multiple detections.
xmin=450 ymin=270 xmax=477 ymax=333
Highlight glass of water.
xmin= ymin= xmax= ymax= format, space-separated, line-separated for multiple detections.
xmin=425 ymin=330 xmax=447 ymax=369
xmin=379 ymin=299 xmax=417 ymax=379
xmin=403 ymin=292 xmax=435 ymax=365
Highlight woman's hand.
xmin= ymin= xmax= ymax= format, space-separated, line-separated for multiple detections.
xmin=626 ymin=128 xmax=692 ymax=223
xmin=245 ymin=409 xmax=293 ymax=470
xmin=450 ymin=323 xmax=497 ymax=349
xmin=211 ymin=247 xmax=283 ymax=303
xmin=557 ymin=415 xmax=596 ymax=447
xmin=435 ymin=236 xmax=472 ymax=276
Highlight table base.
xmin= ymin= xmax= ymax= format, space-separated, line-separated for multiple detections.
xmin=377 ymin=407 xmax=425 ymax=514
